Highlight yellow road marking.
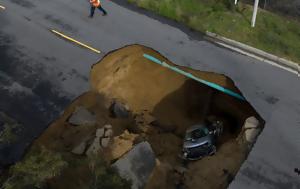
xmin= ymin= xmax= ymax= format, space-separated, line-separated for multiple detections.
xmin=0 ymin=5 xmax=5 ymax=10
xmin=51 ymin=29 xmax=101 ymax=54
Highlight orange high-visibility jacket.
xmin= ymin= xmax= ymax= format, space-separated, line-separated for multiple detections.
xmin=90 ymin=0 xmax=100 ymax=7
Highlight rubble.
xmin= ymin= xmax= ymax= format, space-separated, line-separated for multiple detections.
xmin=104 ymin=124 xmax=112 ymax=130
xmin=96 ymin=128 xmax=105 ymax=137
xmin=110 ymin=130 xmax=138 ymax=160
xmin=110 ymin=101 xmax=130 ymax=118
xmin=86 ymin=135 xmax=102 ymax=156
xmin=71 ymin=141 xmax=87 ymax=155
xmin=104 ymin=128 xmax=113 ymax=137
xmin=101 ymin=137 xmax=110 ymax=148
xmin=243 ymin=116 xmax=261 ymax=143
xmin=112 ymin=142 xmax=156 ymax=189
xmin=68 ymin=106 xmax=96 ymax=126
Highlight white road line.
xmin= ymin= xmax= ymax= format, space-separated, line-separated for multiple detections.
xmin=0 ymin=5 xmax=6 ymax=10
xmin=216 ymin=41 xmax=299 ymax=75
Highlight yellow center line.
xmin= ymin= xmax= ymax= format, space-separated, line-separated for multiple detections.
xmin=0 ymin=5 xmax=5 ymax=10
xmin=51 ymin=29 xmax=101 ymax=54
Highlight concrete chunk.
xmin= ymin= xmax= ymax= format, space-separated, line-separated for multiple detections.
xmin=71 ymin=141 xmax=87 ymax=155
xmin=96 ymin=128 xmax=105 ymax=137
xmin=244 ymin=116 xmax=259 ymax=129
xmin=101 ymin=137 xmax=110 ymax=148
xmin=68 ymin=106 xmax=96 ymax=126
xmin=104 ymin=129 xmax=113 ymax=137
xmin=112 ymin=142 xmax=156 ymax=189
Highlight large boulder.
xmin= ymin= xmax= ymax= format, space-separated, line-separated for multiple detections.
xmin=112 ymin=142 xmax=156 ymax=189
xmin=68 ymin=106 xmax=96 ymax=126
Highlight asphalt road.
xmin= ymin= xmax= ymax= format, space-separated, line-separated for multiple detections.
xmin=0 ymin=0 xmax=299 ymax=188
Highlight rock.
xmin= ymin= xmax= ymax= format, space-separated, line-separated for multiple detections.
xmin=104 ymin=129 xmax=113 ymax=137
xmin=245 ymin=128 xmax=261 ymax=143
xmin=244 ymin=116 xmax=259 ymax=129
xmin=110 ymin=101 xmax=129 ymax=118
xmin=104 ymin=124 xmax=112 ymax=129
xmin=86 ymin=137 xmax=102 ymax=156
xmin=68 ymin=106 xmax=96 ymax=126
xmin=71 ymin=141 xmax=87 ymax=155
xmin=243 ymin=117 xmax=261 ymax=143
xmin=112 ymin=142 xmax=156 ymax=189
xmin=96 ymin=128 xmax=105 ymax=137
xmin=101 ymin=137 xmax=110 ymax=148
xmin=110 ymin=130 xmax=138 ymax=160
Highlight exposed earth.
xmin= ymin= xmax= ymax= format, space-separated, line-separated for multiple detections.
xmin=2 ymin=45 xmax=265 ymax=189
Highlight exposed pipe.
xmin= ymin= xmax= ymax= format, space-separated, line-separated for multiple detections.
xmin=143 ymin=54 xmax=246 ymax=101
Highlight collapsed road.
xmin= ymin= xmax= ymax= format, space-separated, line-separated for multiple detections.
xmin=0 ymin=0 xmax=299 ymax=188
xmin=7 ymin=45 xmax=264 ymax=189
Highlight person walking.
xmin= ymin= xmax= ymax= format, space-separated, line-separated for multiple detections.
xmin=89 ymin=0 xmax=107 ymax=18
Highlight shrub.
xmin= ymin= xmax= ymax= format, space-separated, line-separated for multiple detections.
xmin=2 ymin=146 xmax=67 ymax=189
xmin=88 ymin=156 xmax=131 ymax=189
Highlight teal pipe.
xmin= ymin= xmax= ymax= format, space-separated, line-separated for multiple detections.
xmin=143 ymin=54 xmax=245 ymax=101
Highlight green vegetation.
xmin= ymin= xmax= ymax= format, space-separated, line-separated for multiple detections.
xmin=1 ymin=147 xmax=131 ymax=189
xmin=0 ymin=123 xmax=19 ymax=144
xmin=88 ymin=156 xmax=131 ymax=189
xmin=128 ymin=0 xmax=300 ymax=64
xmin=2 ymin=146 xmax=67 ymax=189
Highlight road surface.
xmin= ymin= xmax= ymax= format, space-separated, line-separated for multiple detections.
xmin=0 ymin=0 xmax=299 ymax=188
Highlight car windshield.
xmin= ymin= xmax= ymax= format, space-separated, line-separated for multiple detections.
xmin=187 ymin=127 xmax=209 ymax=139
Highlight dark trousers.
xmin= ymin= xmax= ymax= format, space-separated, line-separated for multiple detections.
xmin=90 ymin=6 xmax=107 ymax=17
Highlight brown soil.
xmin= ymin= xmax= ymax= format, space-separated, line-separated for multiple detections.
xmin=20 ymin=45 xmax=262 ymax=189
xmin=90 ymin=45 xmax=259 ymax=136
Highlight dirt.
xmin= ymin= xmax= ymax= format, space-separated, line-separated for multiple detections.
xmin=12 ymin=44 xmax=263 ymax=189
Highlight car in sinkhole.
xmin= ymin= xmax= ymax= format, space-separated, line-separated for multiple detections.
xmin=182 ymin=119 xmax=223 ymax=160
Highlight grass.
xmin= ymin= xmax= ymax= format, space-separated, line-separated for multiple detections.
xmin=128 ymin=0 xmax=300 ymax=64
xmin=1 ymin=145 xmax=131 ymax=189
xmin=0 ymin=123 xmax=21 ymax=144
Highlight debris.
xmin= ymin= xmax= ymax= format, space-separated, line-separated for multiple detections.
xmin=104 ymin=124 xmax=113 ymax=130
xmin=109 ymin=101 xmax=130 ymax=118
xmin=110 ymin=130 xmax=138 ymax=160
xmin=68 ymin=106 xmax=96 ymax=126
xmin=244 ymin=116 xmax=259 ymax=129
xmin=96 ymin=128 xmax=105 ymax=137
xmin=101 ymin=137 xmax=110 ymax=148
xmin=112 ymin=142 xmax=156 ymax=189
xmin=86 ymin=137 xmax=102 ymax=156
xmin=71 ymin=141 xmax=87 ymax=155
xmin=104 ymin=129 xmax=113 ymax=137
xmin=244 ymin=117 xmax=261 ymax=143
